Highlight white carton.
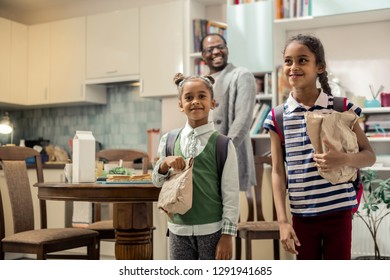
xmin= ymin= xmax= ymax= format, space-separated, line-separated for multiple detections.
xmin=72 ymin=130 xmax=96 ymax=183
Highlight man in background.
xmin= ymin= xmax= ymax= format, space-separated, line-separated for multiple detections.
xmin=200 ymin=33 xmax=257 ymax=192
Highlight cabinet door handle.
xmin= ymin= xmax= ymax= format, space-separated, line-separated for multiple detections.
xmin=140 ymin=78 xmax=144 ymax=93
xmin=44 ymin=88 xmax=48 ymax=100
xmin=106 ymin=70 xmax=118 ymax=74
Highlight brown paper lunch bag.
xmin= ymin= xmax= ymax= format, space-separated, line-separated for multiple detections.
xmin=305 ymin=110 xmax=359 ymax=184
xmin=157 ymin=158 xmax=194 ymax=216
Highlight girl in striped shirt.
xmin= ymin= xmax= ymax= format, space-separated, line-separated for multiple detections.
xmin=264 ymin=34 xmax=376 ymax=259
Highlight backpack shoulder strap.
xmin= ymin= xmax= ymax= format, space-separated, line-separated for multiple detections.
xmin=333 ymin=96 xmax=347 ymax=112
xmin=215 ymin=133 xmax=230 ymax=181
xmin=273 ymin=104 xmax=285 ymax=144
xmin=165 ymin=128 xmax=181 ymax=156
xmin=166 ymin=130 xmax=229 ymax=181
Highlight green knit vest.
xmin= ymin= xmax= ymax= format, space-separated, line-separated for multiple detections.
xmin=170 ymin=131 xmax=223 ymax=225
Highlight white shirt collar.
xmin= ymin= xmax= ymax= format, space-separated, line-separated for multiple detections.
xmin=182 ymin=121 xmax=215 ymax=138
xmin=285 ymin=89 xmax=329 ymax=114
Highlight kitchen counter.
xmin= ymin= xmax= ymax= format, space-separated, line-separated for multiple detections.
xmin=29 ymin=162 xmax=152 ymax=170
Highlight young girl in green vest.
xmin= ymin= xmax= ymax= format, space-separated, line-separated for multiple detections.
xmin=152 ymin=73 xmax=239 ymax=260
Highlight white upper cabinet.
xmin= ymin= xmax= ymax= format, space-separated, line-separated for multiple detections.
xmin=86 ymin=9 xmax=140 ymax=83
xmin=0 ymin=18 xmax=27 ymax=106
xmin=10 ymin=21 xmax=28 ymax=105
xmin=50 ymin=17 xmax=86 ymax=103
xmin=139 ymin=0 xmax=184 ymax=98
xmin=28 ymin=22 xmax=51 ymax=105
xmin=0 ymin=18 xmax=11 ymax=104
xmin=28 ymin=17 xmax=106 ymax=106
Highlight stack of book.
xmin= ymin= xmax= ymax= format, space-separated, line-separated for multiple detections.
xmin=250 ymin=102 xmax=271 ymax=135
xmin=275 ymin=0 xmax=312 ymax=19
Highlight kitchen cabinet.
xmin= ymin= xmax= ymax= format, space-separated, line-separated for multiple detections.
xmin=10 ymin=21 xmax=28 ymax=105
xmin=0 ymin=18 xmax=27 ymax=106
xmin=0 ymin=17 xmax=11 ymax=104
xmin=86 ymin=8 xmax=140 ymax=83
xmin=27 ymin=22 xmax=50 ymax=105
xmin=139 ymin=0 xmax=184 ymax=98
xmin=28 ymin=17 xmax=106 ymax=106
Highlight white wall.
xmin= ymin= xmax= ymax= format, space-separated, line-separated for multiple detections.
xmin=287 ymin=20 xmax=390 ymax=100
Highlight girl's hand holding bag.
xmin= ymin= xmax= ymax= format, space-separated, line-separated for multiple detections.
xmin=157 ymin=157 xmax=194 ymax=217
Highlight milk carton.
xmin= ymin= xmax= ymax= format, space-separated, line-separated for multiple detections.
xmin=72 ymin=130 xmax=96 ymax=183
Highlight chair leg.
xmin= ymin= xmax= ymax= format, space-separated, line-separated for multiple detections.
xmin=235 ymin=236 xmax=242 ymax=260
xmin=273 ymin=239 xmax=280 ymax=260
xmin=88 ymin=237 xmax=99 ymax=260
xmin=245 ymin=239 xmax=252 ymax=260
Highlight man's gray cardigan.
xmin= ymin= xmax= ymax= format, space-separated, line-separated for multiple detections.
xmin=212 ymin=63 xmax=257 ymax=191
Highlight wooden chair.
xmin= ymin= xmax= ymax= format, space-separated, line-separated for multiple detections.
xmin=235 ymin=155 xmax=280 ymax=260
xmin=84 ymin=149 xmax=150 ymax=256
xmin=0 ymin=146 xmax=99 ymax=260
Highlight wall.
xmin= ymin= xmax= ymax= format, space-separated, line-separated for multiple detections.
xmin=286 ymin=20 xmax=390 ymax=99
xmin=1 ymin=85 xmax=162 ymax=155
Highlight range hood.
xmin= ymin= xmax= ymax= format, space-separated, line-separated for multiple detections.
xmin=85 ymin=74 xmax=140 ymax=87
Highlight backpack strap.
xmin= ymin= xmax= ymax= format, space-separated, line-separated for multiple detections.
xmin=273 ymin=104 xmax=285 ymax=144
xmin=215 ymin=133 xmax=230 ymax=182
xmin=165 ymin=129 xmax=229 ymax=182
xmin=333 ymin=96 xmax=347 ymax=112
xmin=165 ymin=128 xmax=181 ymax=156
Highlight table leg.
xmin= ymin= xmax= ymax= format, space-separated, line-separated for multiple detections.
xmin=113 ymin=202 xmax=154 ymax=260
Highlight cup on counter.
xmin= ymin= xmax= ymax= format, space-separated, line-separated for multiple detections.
xmin=96 ymin=160 xmax=104 ymax=177
xmin=380 ymin=92 xmax=390 ymax=107
xmin=64 ymin=163 xmax=73 ymax=183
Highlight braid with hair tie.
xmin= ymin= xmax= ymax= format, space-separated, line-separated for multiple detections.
xmin=319 ymin=71 xmax=332 ymax=96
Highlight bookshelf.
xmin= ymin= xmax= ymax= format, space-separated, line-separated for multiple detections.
xmin=226 ymin=0 xmax=390 ymax=161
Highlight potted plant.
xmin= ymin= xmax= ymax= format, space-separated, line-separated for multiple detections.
xmin=354 ymin=169 xmax=390 ymax=259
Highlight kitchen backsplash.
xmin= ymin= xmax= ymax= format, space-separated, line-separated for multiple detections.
xmin=0 ymin=85 xmax=162 ymax=155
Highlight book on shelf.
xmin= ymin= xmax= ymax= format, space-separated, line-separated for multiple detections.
xmin=193 ymin=58 xmax=209 ymax=76
xmin=250 ymin=103 xmax=271 ymax=135
xmin=275 ymin=0 xmax=312 ymax=19
xmin=251 ymin=102 xmax=262 ymax=127
xmin=254 ymin=72 xmax=272 ymax=96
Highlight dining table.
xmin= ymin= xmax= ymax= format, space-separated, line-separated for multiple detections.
xmin=34 ymin=181 xmax=160 ymax=260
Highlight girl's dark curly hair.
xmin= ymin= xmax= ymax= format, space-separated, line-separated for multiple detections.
xmin=284 ymin=34 xmax=332 ymax=96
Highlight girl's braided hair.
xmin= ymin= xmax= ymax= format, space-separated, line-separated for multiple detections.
xmin=173 ymin=73 xmax=215 ymax=99
xmin=284 ymin=34 xmax=332 ymax=96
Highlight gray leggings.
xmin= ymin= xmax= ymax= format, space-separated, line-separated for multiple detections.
xmin=169 ymin=230 xmax=221 ymax=260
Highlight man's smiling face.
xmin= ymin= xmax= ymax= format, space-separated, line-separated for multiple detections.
xmin=201 ymin=35 xmax=228 ymax=74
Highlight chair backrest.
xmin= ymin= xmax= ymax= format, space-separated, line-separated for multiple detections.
xmin=244 ymin=155 xmax=274 ymax=222
xmin=96 ymin=149 xmax=149 ymax=174
xmin=0 ymin=146 xmax=46 ymax=240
